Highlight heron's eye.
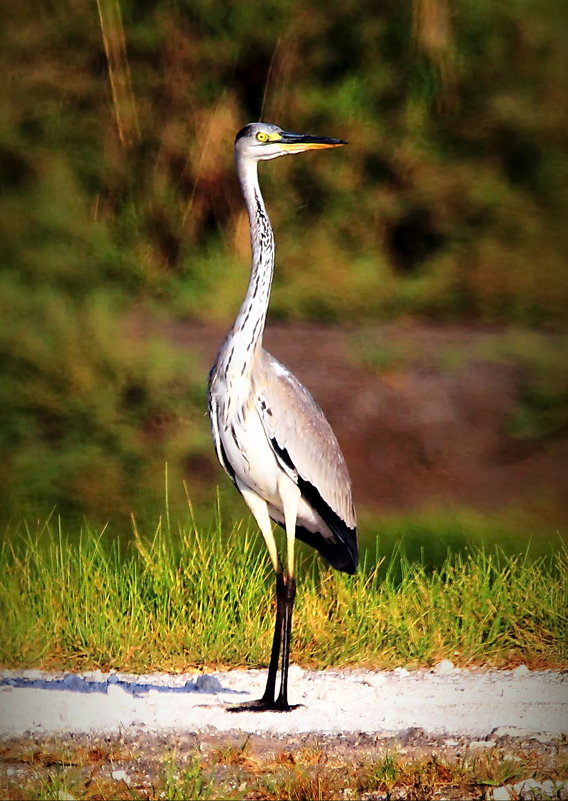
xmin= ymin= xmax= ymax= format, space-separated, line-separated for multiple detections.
xmin=256 ymin=131 xmax=269 ymax=143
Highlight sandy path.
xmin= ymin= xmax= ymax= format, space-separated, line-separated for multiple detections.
xmin=1 ymin=665 xmax=566 ymax=740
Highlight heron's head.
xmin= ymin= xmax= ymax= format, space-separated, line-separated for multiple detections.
xmin=235 ymin=121 xmax=346 ymax=162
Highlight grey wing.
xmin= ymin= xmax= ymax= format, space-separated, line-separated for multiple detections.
xmin=208 ymin=366 xmax=236 ymax=483
xmin=254 ymin=350 xmax=356 ymax=532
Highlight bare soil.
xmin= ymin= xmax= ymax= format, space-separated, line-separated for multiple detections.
xmin=1 ymin=728 xmax=566 ymax=800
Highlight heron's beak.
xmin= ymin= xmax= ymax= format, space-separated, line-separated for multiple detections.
xmin=277 ymin=131 xmax=347 ymax=153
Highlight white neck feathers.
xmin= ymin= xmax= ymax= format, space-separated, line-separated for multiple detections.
xmin=219 ymin=154 xmax=275 ymax=380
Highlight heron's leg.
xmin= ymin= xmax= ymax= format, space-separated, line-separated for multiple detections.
xmin=261 ymin=571 xmax=285 ymax=703
xmin=237 ymin=483 xmax=281 ymax=574
xmin=274 ymin=481 xmax=301 ymax=711
xmin=274 ymin=573 xmax=296 ymax=709
xmin=229 ymin=483 xmax=284 ymax=710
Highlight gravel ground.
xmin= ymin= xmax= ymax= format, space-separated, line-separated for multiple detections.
xmin=1 ymin=664 xmax=566 ymax=740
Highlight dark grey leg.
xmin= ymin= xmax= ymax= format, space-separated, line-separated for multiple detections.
xmin=273 ymin=575 xmax=298 ymax=711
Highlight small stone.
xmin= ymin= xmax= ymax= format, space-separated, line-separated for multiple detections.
xmin=512 ymin=664 xmax=530 ymax=677
xmin=195 ymin=674 xmax=223 ymax=693
xmin=511 ymin=778 xmax=568 ymax=800
xmin=393 ymin=667 xmax=410 ymax=677
xmin=491 ymin=726 xmax=524 ymax=739
xmin=107 ymin=683 xmax=128 ymax=700
xmin=470 ymin=740 xmax=496 ymax=749
xmin=400 ymin=727 xmax=427 ymax=745
xmin=433 ymin=659 xmax=455 ymax=675
xmin=493 ymin=778 xmax=568 ymax=800
xmin=62 ymin=674 xmax=85 ymax=691
xmin=492 ymin=787 xmax=512 ymax=801
xmin=25 ymin=669 xmax=45 ymax=681
xmin=444 ymin=739 xmax=460 ymax=746
xmin=111 ymin=769 xmax=130 ymax=784
xmin=530 ymin=732 xmax=556 ymax=743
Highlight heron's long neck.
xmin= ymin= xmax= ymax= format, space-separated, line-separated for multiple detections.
xmin=222 ymin=155 xmax=275 ymax=379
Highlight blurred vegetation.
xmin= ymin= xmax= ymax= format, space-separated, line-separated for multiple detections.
xmin=1 ymin=0 xmax=567 ymax=519
xmin=349 ymin=328 xmax=568 ymax=442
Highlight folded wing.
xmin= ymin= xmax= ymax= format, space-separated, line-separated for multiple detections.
xmin=254 ymin=350 xmax=358 ymax=573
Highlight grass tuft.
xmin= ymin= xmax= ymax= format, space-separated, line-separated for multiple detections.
xmin=0 ymin=514 xmax=566 ymax=672
xmin=160 ymin=751 xmax=211 ymax=801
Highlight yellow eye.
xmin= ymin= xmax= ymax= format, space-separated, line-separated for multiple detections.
xmin=256 ymin=131 xmax=269 ymax=143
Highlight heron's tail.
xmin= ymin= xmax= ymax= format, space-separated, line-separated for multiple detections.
xmin=294 ymin=523 xmax=358 ymax=574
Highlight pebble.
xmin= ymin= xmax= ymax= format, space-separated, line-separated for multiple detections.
xmin=111 ymin=769 xmax=130 ymax=784
xmin=195 ymin=674 xmax=223 ymax=693
xmin=491 ymin=726 xmax=527 ymax=739
xmin=433 ymin=659 xmax=455 ymax=676
xmin=492 ymin=778 xmax=568 ymax=800
xmin=512 ymin=664 xmax=530 ymax=677
xmin=24 ymin=669 xmax=45 ymax=681
xmin=107 ymin=683 xmax=129 ymax=700
xmin=62 ymin=674 xmax=85 ymax=690
xmin=492 ymin=729 xmax=555 ymax=744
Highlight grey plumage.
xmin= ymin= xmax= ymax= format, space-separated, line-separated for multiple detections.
xmin=208 ymin=121 xmax=357 ymax=711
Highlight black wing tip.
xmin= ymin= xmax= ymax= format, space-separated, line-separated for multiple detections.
xmin=334 ymin=527 xmax=358 ymax=574
xmin=296 ymin=475 xmax=358 ymax=572
xmin=340 ymin=544 xmax=358 ymax=574
xmin=295 ymin=523 xmax=358 ymax=574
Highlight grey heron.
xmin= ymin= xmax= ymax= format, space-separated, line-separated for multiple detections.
xmin=208 ymin=121 xmax=357 ymax=711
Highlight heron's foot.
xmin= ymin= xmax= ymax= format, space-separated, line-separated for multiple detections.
xmin=226 ymin=697 xmax=301 ymax=713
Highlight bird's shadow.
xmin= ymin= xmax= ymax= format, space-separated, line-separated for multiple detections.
xmin=0 ymin=674 xmax=245 ymax=697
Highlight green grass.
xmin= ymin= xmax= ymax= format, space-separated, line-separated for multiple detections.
xmin=1 ymin=509 xmax=566 ymax=672
xmin=358 ymin=506 xmax=567 ymax=568
xmin=160 ymin=752 xmax=211 ymax=801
